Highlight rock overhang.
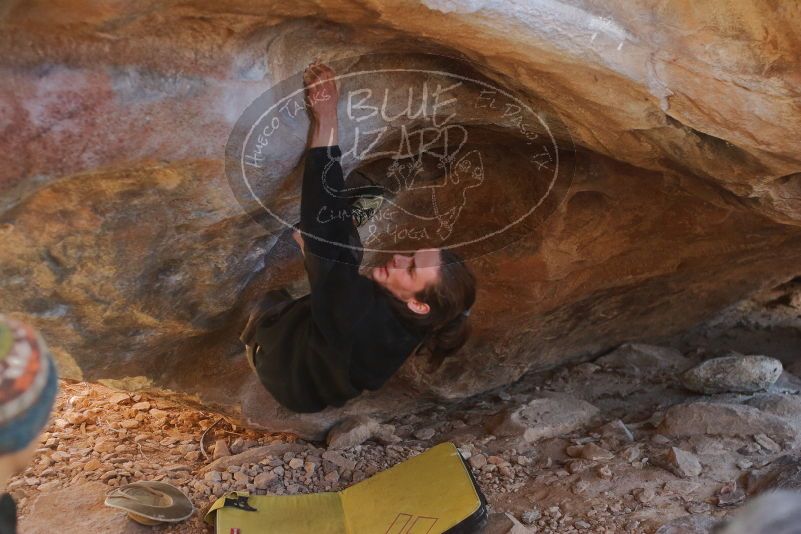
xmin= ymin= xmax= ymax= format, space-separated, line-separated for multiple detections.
xmin=1 ymin=1 xmax=801 ymax=434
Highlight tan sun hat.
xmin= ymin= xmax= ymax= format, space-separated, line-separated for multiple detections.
xmin=104 ymin=481 xmax=194 ymax=525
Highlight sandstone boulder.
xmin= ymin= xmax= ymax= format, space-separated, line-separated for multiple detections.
xmin=681 ymin=354 xmax=782 ymax=394
xmin=2 ymin=1 xmax=801 ymax=431
xmin=595 ymin=344 xmax=692 ymax=378
xmin=486 ymin=393 xmax=599 ymax=442
xmin=746 ymin=394 xmax=801 ymax=425
xmin=658 ymin=402 xmax=797 ymax=446
xmin=325 ymin=415 xmax=398 ymax=449
xmin=661 ymin=447 xmax=702 ymax=478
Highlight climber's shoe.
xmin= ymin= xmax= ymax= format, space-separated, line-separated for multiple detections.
xmin=350 ymin=189 xmax=384 ymax=227
xmin=347 ymin=171 xmax=386 ymax=227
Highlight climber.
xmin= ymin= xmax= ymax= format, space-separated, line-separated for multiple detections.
xmin=239 ymin=59 xmax=476 ymax=414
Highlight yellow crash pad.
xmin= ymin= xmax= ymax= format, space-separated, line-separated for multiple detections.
xmin=205 ymin=442 xmax=487 ymax=533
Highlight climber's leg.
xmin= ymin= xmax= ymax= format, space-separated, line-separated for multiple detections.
xmin=239 ymin=289 xmax=295 ymax=347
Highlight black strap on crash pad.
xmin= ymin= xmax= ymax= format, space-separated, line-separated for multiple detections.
xmin=223 ymin=494 xmax=258 ymax=512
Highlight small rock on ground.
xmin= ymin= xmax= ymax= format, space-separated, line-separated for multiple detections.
xmin=655 ymin=514 xmax=718 ymax=534
xmin=486 ymin=393 xmax=599 ymax=442
xmin=663 ymin=447 xmax=702 ymax=478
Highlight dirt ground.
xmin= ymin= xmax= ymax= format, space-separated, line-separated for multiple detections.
xmin=10 ymin=281 xmax=801 ymax=533
xmin=9 ymin=355 xmax=796 ymax=533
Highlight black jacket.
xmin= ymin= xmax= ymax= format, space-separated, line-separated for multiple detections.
xmin=0 ymin=494 xmax=16 ymax=534
xmin=252 ymin=145 xmax=425 ymax=413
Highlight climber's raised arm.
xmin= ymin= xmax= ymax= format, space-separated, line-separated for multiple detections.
xmin=305 ymin=59 xmax=339 ymax=148
xmin=298 ymin=60 xmax=373 ymax=340
xmin=299 ymin=60 xmax=352 ymax=253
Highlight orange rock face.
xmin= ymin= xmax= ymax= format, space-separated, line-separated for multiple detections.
xmin=1 ymin=1 xmax=800 ymax=436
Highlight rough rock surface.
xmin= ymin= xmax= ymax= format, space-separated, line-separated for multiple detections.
xmin=718 ymin=490 xmax=801 ymax=534
xmin=674 ymin=278 xmax=801 ymax=365
xmin=596 ymin=344 xmax=692 ymax=378
xmin=681 ymin=354 xmax=783 ymax=394
xmin=325 ymin=415 xmax=398 ymax=449
xmin=658 ymin=402 xmax=798 ymax=445
xmin=744 ymin=455 xmax=801 ymax=496
xmin=486 ymin=393 xmax=600 ymax=442
xmin=2 ymin=1 xmax=801 ymax=431
xmin=746 ymin=395 xmax=801 ymax=432
xmin=655 ymin=514 xmax=718 ymax=534
xmin=484 ymin=512 xmax=535 ymax=534
xmin=661 ymin=447 xmax=703 ymax=478
xmin=19 ymin=482 xmax=149 ymax=534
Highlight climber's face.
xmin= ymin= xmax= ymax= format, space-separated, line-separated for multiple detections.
xmin=371 ymin=249 xmax=441 ymax=315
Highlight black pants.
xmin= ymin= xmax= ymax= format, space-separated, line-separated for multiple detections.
xmin=240 ymin=288 xmax=296 ymax=365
